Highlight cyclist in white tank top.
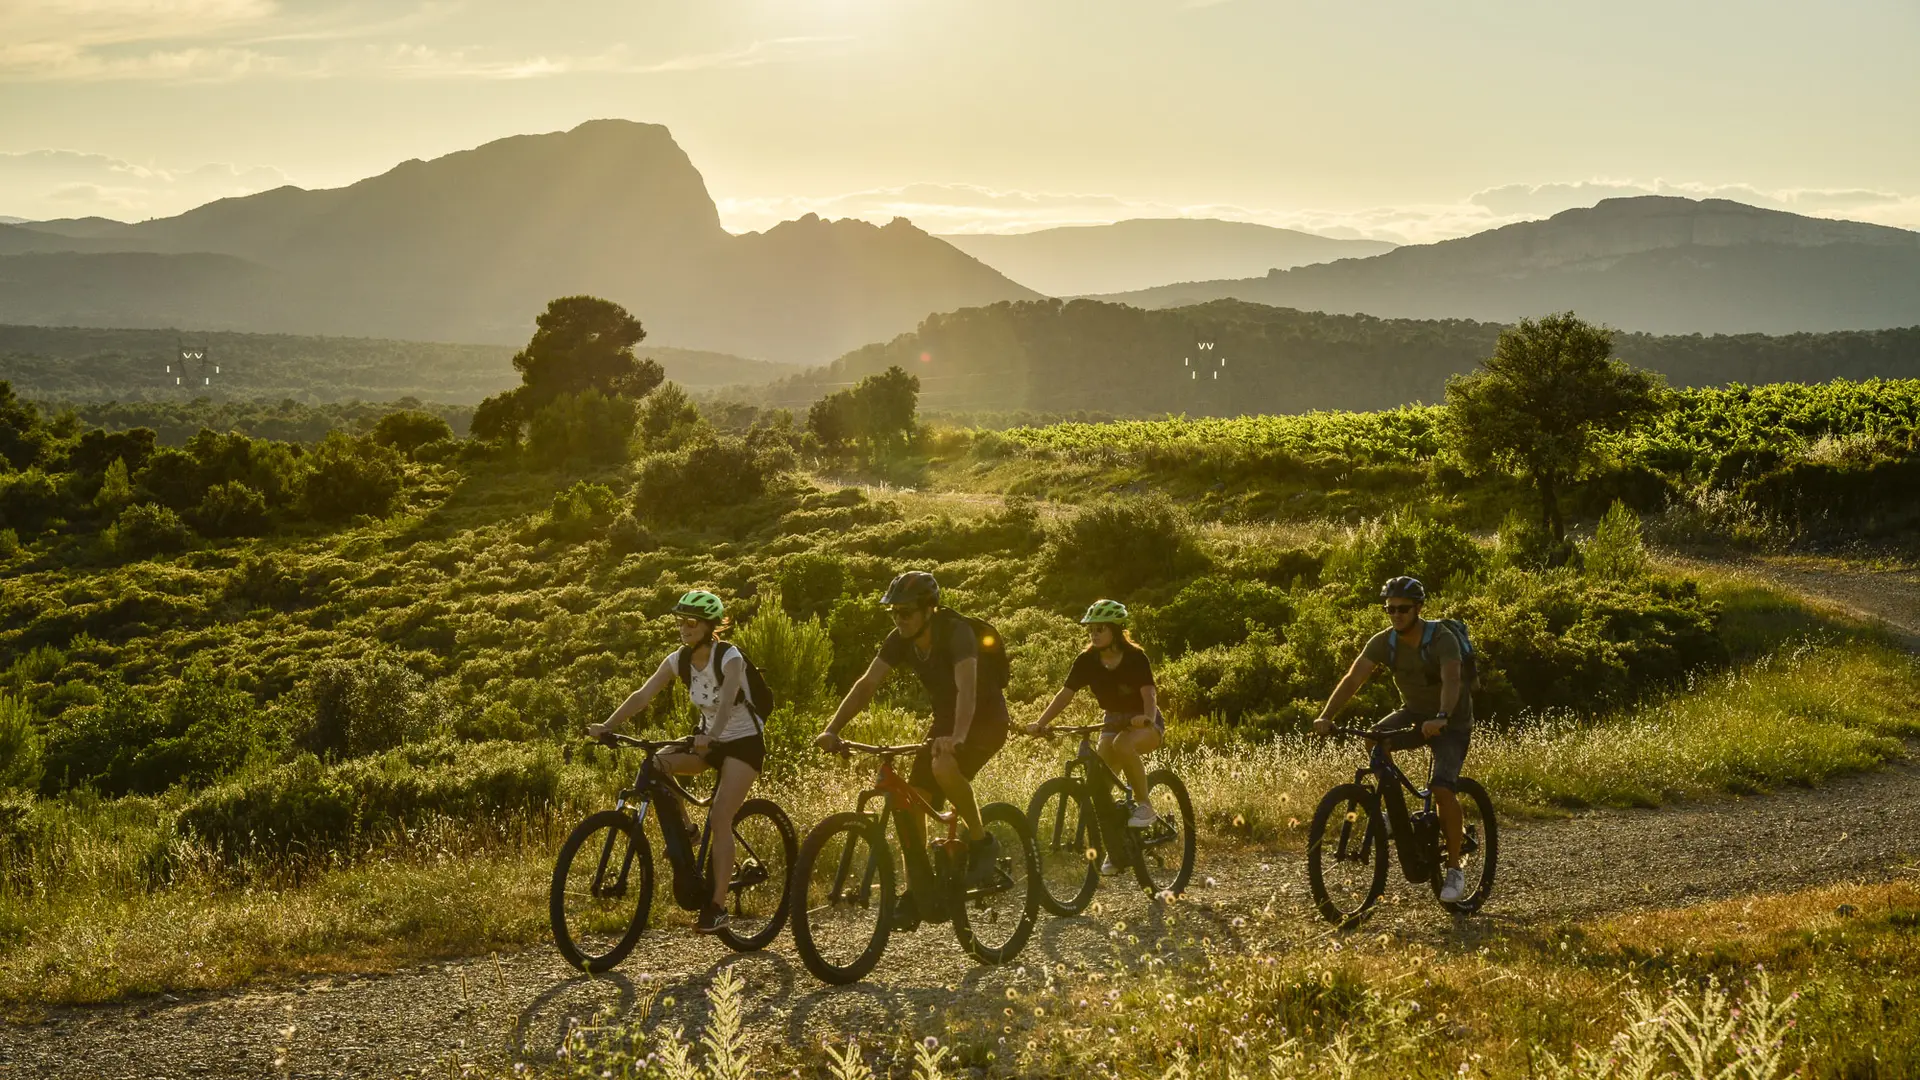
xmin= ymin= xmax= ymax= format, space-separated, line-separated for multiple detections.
xmin=587 ymin=589 xmax=765 ymax=935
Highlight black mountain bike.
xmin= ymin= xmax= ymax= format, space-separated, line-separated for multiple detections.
xmin=550 ymin=734 xmax=798 ymax=972
xmin=1305 ymin=725 xmax=1497 ymax=926
xmin=790 ymin=739 xmax=1040 ymax=985
xmin=1026 ymin=722 xmax=1195 ymax=915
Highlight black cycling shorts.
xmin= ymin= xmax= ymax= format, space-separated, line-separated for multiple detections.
xmin=1371 ymin=709 xmax=1470 ymax=791
xmin=909 ymin=699 xmax=1009 ymax=809
xmin=701 ymin=733 xmax=766 ymax=775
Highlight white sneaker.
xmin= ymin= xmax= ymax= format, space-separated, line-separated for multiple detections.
xmin=1100 ymin=855 xmax=1123 ymax=875
xmin=1127 ymin=802 xmax=1157 ymax=828
xmin=1439 ymin=867 xmax=1467 ymax=903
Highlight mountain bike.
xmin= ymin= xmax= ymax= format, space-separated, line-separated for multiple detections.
xmin=1025 ymin=722 xmax=1195 ymax=915
xmin=790 ymin=739 xmax=1039 ymax=985
xmin=550 ymin=733 xmax=798 ymax=972
xmin=1305 ymin=725 xmax=1497 ymax=926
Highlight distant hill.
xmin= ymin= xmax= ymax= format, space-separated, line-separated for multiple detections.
xmin=1094 ymin=197 xmax=1920 ymax=335
xmin=940 ymin=219 xmax=1393 ymax=296
xmin=0 ymin=323 xmax=798 ymax=403
xmin=759 ymin=297 xmax=1920 ymax=415
xmin=0 ymin=121 xmax=1038 ymax=363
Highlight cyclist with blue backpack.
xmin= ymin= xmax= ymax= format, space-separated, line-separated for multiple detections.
xmin=587 ymin=589 xmax=770 ymax=934
xmin=1313 ymin=576 xmax=1477 ymax=903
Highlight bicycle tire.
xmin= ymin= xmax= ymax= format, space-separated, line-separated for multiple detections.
xmin=792 ymin=811 xmax=893 ymax=985
xmin=1028 ymin=775 xmax=1100 ymax=915
xmin=1306 ymin=783 xmax=1387 ymax=927
xmin=715 ymin=798 xmax=799 ymax=953
xmin=1130 ymin=768 xmax=1196 ymax=897
xmin=1429 ymin=777 xmax=1498 ymax=914
xmin=952 ymin=802 xmax=1040 ymax=965
xmin=550 ymin=809 xmax=654 ymax=973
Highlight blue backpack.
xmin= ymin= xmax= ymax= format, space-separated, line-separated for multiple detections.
xmin=1385 ymin=618 xmax=1481 ymax=690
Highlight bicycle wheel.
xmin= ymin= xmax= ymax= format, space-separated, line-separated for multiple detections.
xmin=1130 ymin=769 xmax=1196 ymax=897
xmin=715 ymin=798 xmax=798 ymax=952
xmin=1429 ymin=777 xmax=1498 ymax=914
xmin=792 ymin=811 xmax=893 ymax=985
xmin=1306 ymin=783 xmax=1387 ymax=927
xmin=1028 ymin=776 xmax=1100 ymax=916
xmin=953 ymin=802 xmax=1040 ymax=965
xmin=550 ymin=810 xmax=654 ymax=973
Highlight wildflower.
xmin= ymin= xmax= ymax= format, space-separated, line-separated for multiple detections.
xmin=924 ymin=1035 xmax=939 ymax=1049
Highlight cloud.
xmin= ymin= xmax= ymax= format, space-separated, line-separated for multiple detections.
xmin=0 ymin=150 xmax=290 ymax=220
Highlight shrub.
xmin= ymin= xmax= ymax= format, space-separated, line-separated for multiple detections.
xmin=1491 ymin=509 xmax=1577 ymax=571
xmin=732 ymin=599 xmax=834 ymax=769
xmin=776 ymin=552 xmax=849 ymax=622
xmin=298 ymin=649 xmax=449 ymax=759
xmin=299 ymin=432 xmax=403 ymax=522
xmin=1327 ymin=513 xmax=1486 ymax=600
xmin=181 ymin=740 xmax=563 ymax=859
xmin=606 ymin=511 xmax=657 ymax=554
xmin=827 ymin=595 xmax=895 ymax=691
xmin=541 ymin=481 xmax=619 ymax=543
xmin=1583 ymin=501 xmax=1649 ymax=581
xmin=0 ymin=469 xmax=65 ymax=535
xmin=633 ymin=434 xmax=781 ymax=522
xmin=194 ymin=480 xmax=269 ymax=538
xmin=1137 ymin=576 xmax=1296 ymax=658
xmin=635 ymin=382 xmax=706 ymax=453
xmin=92 ymin=457 xmax=133 ymax=512
xmin=0 ymin=695 xmax=41 ymax=794
xmin=107 ymin=502 xmax=193 ymax=558
xmin=369 ymin=410 xmax=455 ymax=456
xmin=0 ymin=529 xmax=18 ymax=558
xmin=40 ymin=666 xmax=268 ymax=796
xmin=226 ymin=551 xmax=319 ymax=609
xmin=1040 ymin=493 xmax=1206 ymax=599
xmin=527 ymin=389 xmax=637 ymax=468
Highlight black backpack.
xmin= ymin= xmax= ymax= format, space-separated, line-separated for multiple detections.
xmin=937 ymin=609 xmax=1011 ymax=694
xmin=1385 ymin=617 xmax=1481 ymax=691
xmin=676 ymin=640 xmax=775 ymax=732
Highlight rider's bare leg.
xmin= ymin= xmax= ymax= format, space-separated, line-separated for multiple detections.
xmin=929 ymin=746 xmax=985 ymax=841
xmin=704 ymin=758 xmax=758 ymax=907
xmin=1097 ymin=726 xmax=1162 ymax=802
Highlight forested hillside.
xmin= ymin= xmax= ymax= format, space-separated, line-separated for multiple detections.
xmin=0 ymin=324 xmax=795 ymax=403
xmin=765 ymin=297 xmax=1920 ymax=414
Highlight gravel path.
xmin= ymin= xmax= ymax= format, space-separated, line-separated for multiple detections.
xmin=6 ymin=553 xmax=1919 ymax=1078
xmin=6 ymin=757 xmax=1920 ymax=1080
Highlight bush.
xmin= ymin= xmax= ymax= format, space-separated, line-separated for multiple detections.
xmin=1328 ymin=513 xmax=1486 ymax=600
xmin=541 ymin=481 xmax=619 ymax=543
xmin=1040 ymin=493 xmax=1206 ymax=599
xmin=1137 ymin=576 xmax=1296 ymax=658
xmin=194 ymin=480 xmax=269 ymax=538
xmin=0 ymin=469 xmax=66 ymax=535
xmin=369 ymin=410 xmax=455 ymax=456
xmin=40 ymin=666 xmax=269 ymax=796
xmin=776 ymin=552 xmax=849 ymax=622
xmin=107 ymin=502 xmax=194 ymax=558
xmin=181 ymin=739 xmax=563 ymax=859
xmin=0 ymin=695 xmax=41 ymax=794
xmin=731 ymin=599 xmax=833 ymax=769
xmin=1583 ymin=501 xmax=1650 ymax=581
xmin=299 ymin=432 xmax=403 ymax=522
xmin=827 ymin=595 xmax=895 ymax=691
xmin=1491 ymin=509 xmax=1578 ymax=571
xmin=633 ymin=434 xmax=782 ymax=522
xmin=298 ymin=649 xmax=449 ymax=759
xmin=635 ymin=382 xmax=706 ymax=453
xmin=527 ymin=390 xmax=637 ymax=468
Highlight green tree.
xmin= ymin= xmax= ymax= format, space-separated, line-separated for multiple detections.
xmin=0 ymin=694 xmax=42 ymax=794
xmin=635 ymin=382 xmax=706 ymax=452
xmin=370 ymin=410 xmax=454 ymax=456
xmin=805 ymin=365 xmax=920 ymax=458
xmin=93 ymin=457 xmax=133 ymax=512
xmin=0 ymin=382 xmax=50 ymax=472
xmin=1444 ymin=313 xmax=1666 ymax=541
xmin=471 ymin=296 xmax=664 ymax=446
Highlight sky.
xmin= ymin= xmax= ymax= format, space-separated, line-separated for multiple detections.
xmin=3 ymin=0 xmax=1918 ymax=243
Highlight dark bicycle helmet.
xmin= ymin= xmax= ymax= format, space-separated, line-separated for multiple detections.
xmin=881 ymin=570 xmax=941 ymax=608
xmin=1380 ymin=576 xmax=1427 ymax=602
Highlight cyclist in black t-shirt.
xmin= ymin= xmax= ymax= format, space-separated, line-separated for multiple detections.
xmin=815 ymin=570 xmax=1011 ymax=925
xmin=1028 ymin=600 xmax=1165 ymax=831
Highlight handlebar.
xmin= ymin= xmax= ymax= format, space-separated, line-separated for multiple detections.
xmin=1026 ymin=721 xmax=1118 ymax=737
xmin=1323 ymin=725 xmax=1385 ymax=741
xmin=594 ymin=732 xmax=698 ymax=754
xmin=832 ymin=738 xmax=932 ymax=758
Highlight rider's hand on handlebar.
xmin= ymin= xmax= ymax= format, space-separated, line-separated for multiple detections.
xmin=586 ymin=721 xmax=613 ymax=740
xmin=1420 ymin=718 xmax=1445 ymax=739
xmin=931 ymin=734 xmax=960 ymax=758
xmin=1312 ymin=717 xmax=1333 ymax=736
xmin=692 ymin=733 xmax=713 ymax=752
xmin=814 ymin=730 xmax=845 ymax=754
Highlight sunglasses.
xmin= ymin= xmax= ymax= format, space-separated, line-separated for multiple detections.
xmin=1384 ymin=603 xmax=1418 ymax=614
xmin=888 ymin=607 xmax=923 ymax=622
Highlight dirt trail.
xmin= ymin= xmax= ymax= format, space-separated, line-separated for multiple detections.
xmin=6 ymin=555 xmax=1919 ymax=1078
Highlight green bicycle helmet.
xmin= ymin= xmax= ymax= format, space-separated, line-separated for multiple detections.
xmin=671 ymin=589 xmax=725 ymax=622
xmin=1081 ymin=599 xmax=1130 ymax=625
